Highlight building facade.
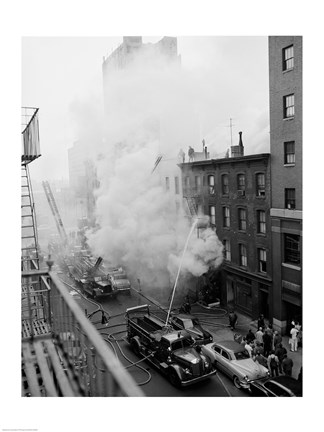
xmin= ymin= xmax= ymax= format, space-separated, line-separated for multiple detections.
xmin=180 ymin=148 xmax=272 ymax=319
xmin=269 ymin=36 xmax=303 ymax=332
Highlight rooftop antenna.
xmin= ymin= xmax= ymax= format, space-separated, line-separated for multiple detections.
xmin=229 ymin=118 xmax=235 ymax=146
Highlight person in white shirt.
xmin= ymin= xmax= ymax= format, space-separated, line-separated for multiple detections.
xmin=290 ymin=326 xmax=299 ymax=352
xmin=245 ymin=342 xmax=253 ymax=358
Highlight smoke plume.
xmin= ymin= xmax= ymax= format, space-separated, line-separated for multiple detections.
xmin=83 ymin=41 xmax=224 ymax=291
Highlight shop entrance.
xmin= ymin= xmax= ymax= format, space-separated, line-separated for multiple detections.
xmin=259 ymin=290 xmax=269 ymax=320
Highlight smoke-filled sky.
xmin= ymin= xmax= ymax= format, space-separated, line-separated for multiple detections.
xmin=22 ymin=36 xmax=269 ymax=182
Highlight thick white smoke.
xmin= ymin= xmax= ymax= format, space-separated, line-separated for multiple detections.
xmin=83 ymin=41 xmax=224 ymax=291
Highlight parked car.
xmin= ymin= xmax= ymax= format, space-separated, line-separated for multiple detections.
xmin=170 ymin=314 xmax=213 ymax=345
xmin=201 ymin=340 xmax=269 ymax=389
xmin=249 ymin=375 xmax=302 ymax=397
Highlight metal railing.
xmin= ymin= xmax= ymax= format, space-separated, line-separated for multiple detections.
xmin=21 ymin=269 xmax=144 ymax=397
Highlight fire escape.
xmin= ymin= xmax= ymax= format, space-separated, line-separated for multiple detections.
xmin=21 ymin=108 xmax=144 ymax=397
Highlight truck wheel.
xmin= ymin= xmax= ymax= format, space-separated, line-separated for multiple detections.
xmin=130 ymin=338 xmax=140 ymax=356
xmin=169 ymin=369 xmax=181 ymax=388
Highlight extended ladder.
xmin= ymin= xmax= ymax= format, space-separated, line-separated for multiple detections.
xmin=21 ymin=164 xmax=39 ymax=271
xmin=42 ymin=181 xmax=68 ymax=244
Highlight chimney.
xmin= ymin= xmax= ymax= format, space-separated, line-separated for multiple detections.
xmin=239 ymin=131 xmax=243 ymax=147
xmin=231 ymin=131 xmax=244 ymax=157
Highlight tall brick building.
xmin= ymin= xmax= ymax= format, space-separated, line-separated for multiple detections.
xmin=269 ymin=36 xmax=302 ymax=332
xmin=179 ymin=140 xmax=272 ymax=319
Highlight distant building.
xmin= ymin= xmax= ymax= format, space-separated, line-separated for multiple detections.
xmin=180 ymin=133 xmax=272 ymax=318
xmin=102 ymin=36 xmax=181 ymax=116
xmin=102 ymin=36 xmax=191 ymax=215
xmin=269 ymin=36 xmax=302 ymax=332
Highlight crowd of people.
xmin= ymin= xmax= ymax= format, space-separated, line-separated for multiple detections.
xmin=231 ymin=313 xmax=302 ymax=381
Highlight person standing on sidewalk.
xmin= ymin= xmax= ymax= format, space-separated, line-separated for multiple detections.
xmin=282 ymin=354 xmax=294 ymax=376
xmin=267 ymin=351 xmax=279 ymax=377
xmin=245 ymin=341 xmax=253 ymax=358
xmin=273 ymin=331 xmax=282 ymax=350
xmin=263 ymin=331 xmax=272 ymax=358
xmin=246 ymin=329 xmax=255 ymax=344
xmin=290 ymin=325 xmax=299 ymax=352
xmin=228 ymin=310 xmax=238 ymax=330
xmin=257 ymin=314 xmax=265 ymax=331
xmin=275 ymin=343 xmax=287 ymax=374
xmin=254 ymin=352 xmax=268 ymax=369
xmin=255 ymin=327 xmax=264 ymax=345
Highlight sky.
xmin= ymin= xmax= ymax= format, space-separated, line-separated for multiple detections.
xmin=22 ymin=36 xmax=269 ymax=183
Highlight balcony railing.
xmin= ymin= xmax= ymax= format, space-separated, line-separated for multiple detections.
xmin=21 ymin=268 xmax=144 ymax=397
xmin=21 ymin=107 xmax=41 ymax=164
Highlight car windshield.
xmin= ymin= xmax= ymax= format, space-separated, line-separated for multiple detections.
xmin=114 ymin=274 xmax=126 ymax=280
xmin=171 ymin=338 xmax=193 ymax=350
xmin=234 ymin=350 xmax=250 ymax=360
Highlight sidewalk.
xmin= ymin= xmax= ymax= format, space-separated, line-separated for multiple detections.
xmin=190 ymin=303 xmax=302 ymax=380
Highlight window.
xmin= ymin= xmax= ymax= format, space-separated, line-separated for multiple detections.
xmin=285 ymin=188 xmax=296 ymax=209
xmin=284 ymin=234 xmax=301 ymax=265
xmin=257 ymin=210 xmax=266 ymax=234
xmin=165 ymin=177 xmax=170 ymax=191
xmin=208 ymin=175 xmax=215 ymax=194
xmin=238 ymin=208 xmax=247 ymax=231
xmin=213 ymin=345 xmax=221 ymax=354
xmin=195 ymin=175 xmax=201 ymax=192
xmin=223 ymin=239 xmax=231 ymax=261
xmin=284 ymin=141 xmax=295 ymax=165
xmin=284 ymin=94 xmax=295 ymax=118
xmin=222 ymin=174 xmax=229 ymax=195
xmin=209 ymin=205 xmax=216 ymax=226
xmin=258 ymin=248 xmax=267 ymax=273
xmin=175 ymin=201 xmax=180 ymax=214
xmin=185 ymin=176 xmax=190 ymax=188
xmin=256 ymin=173 xmax=265 ymax=197
xmin=237 ymin=174 xmax=245 ymax=196
xmin=175 ymin=176 xmax=179 ymax=194
xmin=221 ymin=350 xmax=230 ymax=360
xmin=239 ymin=244 xmax=247 ymax=267
xmin=223 ymin=206 xmax=230 ymax=228
xmin=283 ymin=45 xmax=294 ymax=71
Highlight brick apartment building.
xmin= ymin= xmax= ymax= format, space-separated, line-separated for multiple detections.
xmin=269 ymin=36 xmax=303 ymax=332
xmin=179 ymin=136 xmax=272 ymax=319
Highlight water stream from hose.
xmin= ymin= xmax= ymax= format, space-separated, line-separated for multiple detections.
xmin=165 ymin=219 xmax=198 ymax=325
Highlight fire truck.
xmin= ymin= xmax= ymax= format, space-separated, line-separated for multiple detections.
xmin=67 ymin=254 xmax=116 ymax=299
xmin=125 ymin=305 xmax=215 ymax=387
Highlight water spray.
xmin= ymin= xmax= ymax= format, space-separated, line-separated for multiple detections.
xmin=165 ymin=216 xmax=209 ymax=325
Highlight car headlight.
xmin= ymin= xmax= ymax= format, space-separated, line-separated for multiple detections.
xmin=242 ymin=375 xmax=249 ymax=383
xmin=204 ymin=361 xmax=210 ymax=368
xmin=184 ymin=368 xmax=191 ymax=375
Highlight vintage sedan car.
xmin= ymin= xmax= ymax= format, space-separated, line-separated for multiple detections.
xmin=249 ymin=375 xmax=302 ymax=397
xmin=170 ymin=314 xmax=213 ymax=345
xmin=201 ymin=340 xmax=269 ymax=389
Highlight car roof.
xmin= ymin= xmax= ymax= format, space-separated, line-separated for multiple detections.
xmin=269 ymin=376 xmax=302 ymax=395
xmin=215 ymin=340 xmax=245 ymax=352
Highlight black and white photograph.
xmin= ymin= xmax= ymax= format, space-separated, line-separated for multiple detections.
xmin=1 ymin=1 xmax=323 ymax=431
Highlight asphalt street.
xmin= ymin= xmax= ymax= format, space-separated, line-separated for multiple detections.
xmin=56 ymin=268 xmax=251 ymax=397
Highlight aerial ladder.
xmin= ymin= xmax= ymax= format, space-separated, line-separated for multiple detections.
xmin=42 ymin=180 xmax=68 ymax=246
